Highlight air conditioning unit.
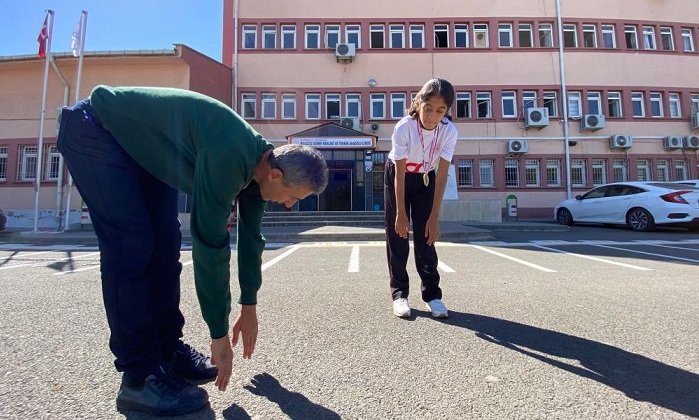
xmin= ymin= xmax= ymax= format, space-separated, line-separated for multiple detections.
xmin=691 ymin=112 xmax=699 ymax=130
xmin=524 ymin=107 xmax=549 ymax=129
xmin=339 ymin=117 xmax=360 ymax=131
xmin=335 ymin=43 xmax=356 ymax=63
xmin=684 ymin=134 xmax=699 ymax=149
xmin=580 ymin=114 xmax=606 ymax=131
xmin=664 ymin=136 xmax=683 ymax=150
xmin=369 ymin=122 xmax=380 ymax=132
xmin=610 ymin=134 xmax=633 ymax=149
xmin=507 ymin=139 xmax=528 ymax=154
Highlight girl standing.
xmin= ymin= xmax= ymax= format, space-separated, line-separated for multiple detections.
xmin=385 ymin=78 xmax=457 ymax=318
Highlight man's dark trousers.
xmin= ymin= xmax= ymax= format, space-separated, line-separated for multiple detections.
xmin=57 ymin=100 xmax=185 ymax=386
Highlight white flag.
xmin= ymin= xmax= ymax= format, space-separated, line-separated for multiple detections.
xmin=70 ymin=17 xmax=83 ymax=57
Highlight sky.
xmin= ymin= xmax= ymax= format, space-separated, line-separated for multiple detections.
xmin=1 ymin=1 xmax=223 ymax=62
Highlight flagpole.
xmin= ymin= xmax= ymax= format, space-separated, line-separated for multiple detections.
xmin=33 ymin=10 xmax=54 ymax=233
xmin=63 ymin=10 xmax=88 ymax=231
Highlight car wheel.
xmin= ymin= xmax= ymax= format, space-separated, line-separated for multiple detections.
xmin=627 ymin=208 xmax=655 ymax=232
xmin=556 ymin=208 xmax=574 ymax=226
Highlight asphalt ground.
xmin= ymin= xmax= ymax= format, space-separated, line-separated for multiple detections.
xmin=0 ymin=233 xmax=697 ymax=419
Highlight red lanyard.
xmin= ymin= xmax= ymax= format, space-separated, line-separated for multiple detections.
xmin=416 ymin=119 xmax=440 ymax=173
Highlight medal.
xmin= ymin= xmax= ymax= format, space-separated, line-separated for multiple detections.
xmin=423 ymin=173 xmax=429 ymax=186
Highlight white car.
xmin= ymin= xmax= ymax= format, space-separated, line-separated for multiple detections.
xmin=554 ymin=182 xmax=699 ymax=232
xmin=674 ymin=179 xmax=699 ymax=188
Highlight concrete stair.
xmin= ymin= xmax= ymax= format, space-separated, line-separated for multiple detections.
xmin=262 ymin=211 xmax=384 ymax=227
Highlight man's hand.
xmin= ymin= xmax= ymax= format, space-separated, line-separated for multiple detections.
xmin=232 ymin=304 xmax=258 ymax=359
xmin=211 ymin=335 xmax=233 ymax=391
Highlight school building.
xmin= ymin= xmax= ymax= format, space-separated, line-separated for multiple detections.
xmin=1 ymin=0 xmax=698 ymax=228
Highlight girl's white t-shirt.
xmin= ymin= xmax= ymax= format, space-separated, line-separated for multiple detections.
xmin=388 ymin=116 xmax=458 ymax=173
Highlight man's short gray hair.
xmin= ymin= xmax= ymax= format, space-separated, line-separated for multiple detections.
xmin=268 ymin=144 xmax=329 ymax=193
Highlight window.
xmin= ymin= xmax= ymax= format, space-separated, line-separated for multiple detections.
xmin=18 ymin=145 xmax=38 ymax=181
xmin=636 ymin=159 xmax=651 ymax=181
xmin=504 ymin=159 xmax=520 ymax=187
xmin=568 ymin=92 xmax=582 ymax=118
xmin=243 ymin=25 xmax=257 ymax=49
xmin=525 ymin=159 xmax=541 ymax=187
xmin=326 ymin=93 xmax=341 ymax=119
xmin=241 ymin=93 xmax=256 ymax=118
xmin=631 ymin=92 xmax=645 ymax=117
xmin=455 ymin=24 xmax=468 ymax=48
xmin=601 ymin=24 xmax=616 ymax=48
xmin=669 ymin=93 xmax=681 ymax=118
xmin=456 ymin=92 xmax=471 ymax=119
xmin=613 ymin=159 xmax=628 ymax=182
xmin=681 ymin=29 xmax=695 ymax=52
xmin=345 ymin=93 xmax=361 ymax=118
xmin=262 ymin=25 xmax=276 ymax=49
xmin=282 ymin=25 xmax=296 ymax=49
xmin=660 ymin=27 xmax=674 ymax=51
xmin=546 ymin=159 xmax=561 ymax=187
xmin=457 ymin=159 xmax=474 ymax=187
xmin=625 ymin=25 xmax=638 ymax=49
xmin=0 ymin=146 xmax=7 ymax=181
xmin=583 ymin=24 xmax=597 ymax=48
xmin=370 ymin=25 xmax=385 ymax=48
xmin=587 ymin=91 xmax=602 ymax=115
xmin=305 ymin=25 xmax=320 ymax=49
xmin=690 ymin=94 xmax=699 ymax=113
xmin=502 ymin=91 xmax=517 ymax=118
xmin=325 ymin=24 xmax=340 ymax=49
xmin=305 ymin=94 xmax=321 ymax=119
xmin=391 ymin=93 xmax=407 ymax=119
xmin=281 ymin=94 xmax=296 ymax=119
xmin=370 ymin=93 xmax=386 ymax=119
xmin=543 ymin=91 xmax=558 ymax=117
xmin=518 ymin=23 xmax=533 ymax=47
xmin=522 ymin=91 xmax=537 ymax=110
xmin=345 ymin=25 xmax=361 ymax=48
xmin=650 ymin=92 xmax=663 ymax=117
xmin=498 ymin=23 xmax=513 ymax=47
xmin=656 ymin=159 xmax=669 ymax=182
xmin=261 ymin=93 xmax=276 ymax=119
xmin=390 ymin=24 xmax=405 ymax=48
xmin=410 ymin=24 xmax=425 ymax=48
xmin=474 ymin=24 xmax=489 ymax=48
xmin=476 ymin=92 xmax=492 ymax=118
xmin=539 ymin=23 xmax=553 ymax=47
xmin=643 ymin=26 xmax=656 ymax=49
xmin=591 ymin=159 xmax=607 ymax=186
xmin=434 ymin=24 xmax=449 ymax=48
xmin=571 ymin=159 xmax=587 ymax=187
xmin=563 ymin=24 xmax=578 ymax=47
xmin=44 ymin=145 xmax=61 ymax=181
xmin=607 ymin=91 xmax=623 ymax=117
xmin=479 ymin=159 xmax=495 ymax=187
xmin=674 ymin=160 xmax=688 ymax=181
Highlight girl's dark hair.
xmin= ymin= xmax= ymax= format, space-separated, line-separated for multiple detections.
xmin=407 ymin=78 xmax=455 ymax=122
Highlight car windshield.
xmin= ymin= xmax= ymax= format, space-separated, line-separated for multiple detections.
xmin=648 ymin=182 xmax=699 ymax=190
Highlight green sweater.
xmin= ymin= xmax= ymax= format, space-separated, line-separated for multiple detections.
xmin=91 ymin=85 xmax=273 ymax=339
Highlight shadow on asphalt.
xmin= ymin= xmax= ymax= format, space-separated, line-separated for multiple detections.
xmin=439 ymin=311 xmax=699 ymax=418
xmin=241 ymin=372 xmax=340 ymax=419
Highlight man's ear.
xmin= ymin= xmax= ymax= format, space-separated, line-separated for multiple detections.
xmin=268 ymin=168 xmax=284 ymax=182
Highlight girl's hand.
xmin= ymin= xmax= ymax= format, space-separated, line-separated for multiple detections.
xmin=395 ymin=212 xmax=409 ymax=239
xmin=425 ymin=214 xmax=440 ymax=245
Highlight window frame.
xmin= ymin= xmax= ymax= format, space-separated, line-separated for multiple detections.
xmin=389 ymin=24 xmax=405 ymax=48
xmin=563 ymin=24 xmax=578 ymax=47
xmin=281 ymin=25 xmax=296 ymax=49
xmin=631 ymin=92 xmax=646 ymax=117
xmin=281 ymin=93 xmax=296 ymax=119
xmin=501 ymin=91 xmax=517 ymax=118
xmin=607 ymin=91 xmax=623 ymax=117
xmin=305 ymin=24 xmax=321 ymax=49
xmin=660 ymin=27 xmax=674 ymax=51
xmin=305 ymin=93 xmax=321 ymax=119
xmin=390 ymin=93 xmax=407 ymax=119
xmin=601 ymin=24 xmax=617 ymax=48
xmin=262 ymin=25 xmax=277 ymax=49
xmin=583 ymin=24 xmax=597 ymax=48
xmin=410 ymin=24 xmax=425 ymax=48
xmin=642 ymin=26 xmax=657 ymax=50
xmin=261 ymin=93 xmax=276 ymax=119
xmin=474 ymin=24 xmax=489 ymax=48
xmin=345 ymin=24 xmax=361 ymax=48
xmin=454 ymin=24 xmax=469 ymax=48
xmin=518 ymin=23 xmax=533 ymax=48
xmin=370 ymin=93 xmax=386 ymax=119
xmin=241 ymin=93 xmax=257 ymax=119
xmin=498 ymin=23 xmax=513 ymax=48
xmin=370 ymin=24 xmax=385 ymax=48
xmin=433 ymin=24 xmax=449 ymax=48
xmin=649 ymin=92 xmax=664 ymax=118
xmin=539 ymin=23 xmax=553 ymax=47
xmin=242 ymin=25 xmax=257 ymax=49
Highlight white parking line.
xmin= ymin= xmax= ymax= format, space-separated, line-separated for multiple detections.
xmin=348 ymin=245 xmax=359 ymax=272
xmin=590 ymin=244 xmax=699 ymax=263
xmin=532 ymin=245 xmax=651 ymax=271
xmin=0 ymin=251 xmax=100 ymax=271
xmin=437 ymin=260 xmax=455 ymax=273
xmin=261 ymin=246 xmax=299 ymax=272
xmin=470 ymin=245 xmax=556 ymax=273
xmin=53 ymin=265 xmax=100 ymax=276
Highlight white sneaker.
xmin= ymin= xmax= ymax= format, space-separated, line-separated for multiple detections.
xmin=426 ymin=299 xmax=449 ymax=318
xmin=392 ymin=298 xmax=411 ymax=318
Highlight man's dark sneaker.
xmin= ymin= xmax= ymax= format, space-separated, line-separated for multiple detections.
xmin=171 ymin=343 xmax=218 ymax=383
xmin=116 ymin=366 xmax=209 ymax=416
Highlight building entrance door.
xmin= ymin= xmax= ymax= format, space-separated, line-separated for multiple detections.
xmin=318 ymin=169 xmax=352 ymax=211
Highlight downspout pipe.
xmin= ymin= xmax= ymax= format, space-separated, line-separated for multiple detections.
xmin=555 ymin=0 xmax=572 ymax=200
xmin=233 ymin=0 xmax=239 ymax=112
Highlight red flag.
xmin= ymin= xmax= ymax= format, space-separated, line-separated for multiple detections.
xmin=37 ymin=15 xmax=49 ymax=58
